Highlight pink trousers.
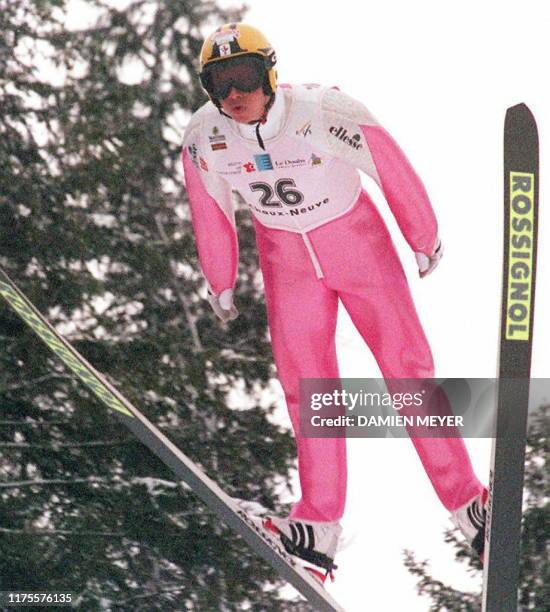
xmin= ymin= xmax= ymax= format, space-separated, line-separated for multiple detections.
xmin=254 ymin=191 xmax=483 ymax=522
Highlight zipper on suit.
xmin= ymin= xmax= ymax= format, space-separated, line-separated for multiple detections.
xmin=301 ymin=233 xmax=324 ymax=279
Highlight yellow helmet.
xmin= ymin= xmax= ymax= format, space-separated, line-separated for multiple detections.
xmin=199 ymin=23 xmax=277 ymax=100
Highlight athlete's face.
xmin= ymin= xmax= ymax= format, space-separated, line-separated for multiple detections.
xmin=219 ymin=87 xmax=270 ymax=124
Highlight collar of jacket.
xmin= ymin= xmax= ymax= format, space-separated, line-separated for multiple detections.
xmin=236 ymin=89 xmax=286 ymax=143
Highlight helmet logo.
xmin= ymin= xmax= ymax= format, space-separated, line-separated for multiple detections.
xmin=210 ymin=28 xmax=243 ymax=59
xmin=211 ymin=28 xmax=240 ymax=45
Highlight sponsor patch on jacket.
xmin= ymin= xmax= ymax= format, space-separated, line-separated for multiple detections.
xmin=296 ymin=120 xmax=312 ymax=137
xmin=209 ymin=127 xmax=227 ymax=150
xmin=254 ymin=154 xmax=274 ymax=171
xmin=329 ymin=126 xmax=363 ymax=149
xmin=218 ymin=161 xmax=243 ymax=175
xmin=188 ymin=144 xmax=198 ymax=167
xmin=273 ymin=157 xmax=307 ymax=169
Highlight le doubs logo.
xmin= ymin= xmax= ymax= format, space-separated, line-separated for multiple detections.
xmin=329 ymin=126 xmax=363 ymax=150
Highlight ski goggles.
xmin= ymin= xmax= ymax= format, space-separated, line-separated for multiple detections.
xmin=200 ymin=55 xmax=266 ymax=100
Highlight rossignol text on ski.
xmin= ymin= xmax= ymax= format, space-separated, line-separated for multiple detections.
xmin=482 ymin=103 xmax=539 ymax=612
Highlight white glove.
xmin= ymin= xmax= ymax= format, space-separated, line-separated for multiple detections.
xmin=415 ymin=239 xmax=443 ymax=278
xmin=207 ymin=288 xmax=239 ymax=322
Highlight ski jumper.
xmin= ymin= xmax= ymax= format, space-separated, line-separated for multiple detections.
xmin=182 ymin=85 xmax=484 ymax=522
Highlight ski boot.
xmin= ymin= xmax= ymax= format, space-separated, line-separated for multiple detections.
xmin=451 ymin=488 xmax=488 ymax=562
xmin=262 ymin=516 xmax=341 ymax=585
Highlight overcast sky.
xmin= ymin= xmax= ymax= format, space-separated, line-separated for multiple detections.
xmin=215 ymin=1 xmax=550 ymax=609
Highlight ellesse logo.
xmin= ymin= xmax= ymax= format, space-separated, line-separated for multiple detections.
xmin=329 ymin=126 xmax=363 ymax=150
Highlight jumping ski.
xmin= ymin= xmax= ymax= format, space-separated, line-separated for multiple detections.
xmin=482 ymin=103 xmax=539 ymax=611
xmin=0 ymin=265 xmax=345 ymax=612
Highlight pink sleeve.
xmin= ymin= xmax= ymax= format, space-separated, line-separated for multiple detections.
xmin=361 ymin=125 xmax=438 ymax=255
xmin=182 ymin=149 xmax=238 ymax=295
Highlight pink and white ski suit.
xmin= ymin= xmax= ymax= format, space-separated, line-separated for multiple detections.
xmin=182 ymin=84 xmax=483 ymax=522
